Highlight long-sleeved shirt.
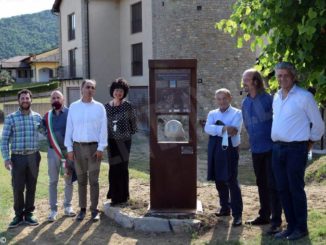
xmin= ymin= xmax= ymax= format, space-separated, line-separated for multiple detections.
xmin=1 ymin=109 xmax=42 ymax=161
xmin=64 ymin=99 xmax=108 ymax=152
xmin=242 ymin=92 xmax=273 ymax=153
xmin=42 ymin=107 xmax=68 ymax=150
xmin=105 ymin=101 xmax=137 ymax=140
xmin=204 ymin=105 xmax=242 ymax=147
xmin=272 ymin=85 xmax=325 ymax=142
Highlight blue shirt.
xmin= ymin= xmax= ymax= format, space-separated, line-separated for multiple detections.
xmin=1 ymin=109 xmax=42 ymax=161
xmin=204 ymin=105 xmax=242 ymax=147
xmin=242 ymin=92 xmax=273 ymax=153
xmin=42 ymin=107 xmax=68 ymax=150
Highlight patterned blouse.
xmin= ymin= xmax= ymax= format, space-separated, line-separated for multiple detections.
xmin=105 ymin=101 xmax=137 ymax=140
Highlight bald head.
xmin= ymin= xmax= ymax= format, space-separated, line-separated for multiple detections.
xmin=50 ymin=90 xmax=64 ymax=110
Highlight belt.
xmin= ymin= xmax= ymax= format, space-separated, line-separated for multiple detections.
xmin=12 ymin=150 xmax=38 ymax=155
xmin=73 ymin=142 xmax=98 ymax=145
xmin=274 ymin=141 xmax=308 ymax=146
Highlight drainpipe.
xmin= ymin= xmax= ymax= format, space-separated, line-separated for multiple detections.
xmin=86 ymin=0 xmax=91 ymax=78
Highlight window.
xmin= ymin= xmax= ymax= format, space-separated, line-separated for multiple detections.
xmin=18 ymin=70 xmax=28 ymax=78
xmin=49 ymin=69 xmax=53 ymax=78
xmin=69 ymin=49 xmax=76 ymax=78
xmin=131 ymin=2 xmax=142 ymax=33
xmin=68 ymin=13 xmax=76 ymax=40
xmin=131 ymin=43 xmax=143 ymax=76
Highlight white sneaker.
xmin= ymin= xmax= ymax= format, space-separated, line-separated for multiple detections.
xmin=64 ymin=207 xmax=76 ymax=217
xmin=48 ymin=210 xmax=57 ymax=222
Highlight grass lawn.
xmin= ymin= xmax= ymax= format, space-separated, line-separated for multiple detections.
xmin=0 ymin=129 xmax=325 ymax=244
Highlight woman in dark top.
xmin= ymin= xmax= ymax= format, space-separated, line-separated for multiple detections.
xmin=105 ymin=78 xmax=137 ymax=205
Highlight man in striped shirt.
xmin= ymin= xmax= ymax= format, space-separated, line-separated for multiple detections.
xmin=1 ymin=89 xmax=42 ymax=228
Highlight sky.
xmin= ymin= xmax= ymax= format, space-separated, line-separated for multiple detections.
xmin=0 ymin=0 xmax=54 ymax=19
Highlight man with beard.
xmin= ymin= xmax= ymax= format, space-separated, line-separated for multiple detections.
xmin=241 ymin=68 xmax=282 ymax=234
xmin=43 ymin=90 xmax=76 ymax=222
xmin=65 ymin=79 xmax=107 ymax=221
xmin=1 ymin=89 xmax=42 ymax=228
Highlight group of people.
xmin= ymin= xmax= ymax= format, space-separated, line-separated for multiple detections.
xmin=205 ymin=62 xmax=325 ymax=241
xmin=1 ymin=62 xmax=325 ymax=241
xmin=1 ymin=78 xmax=137 ymax=228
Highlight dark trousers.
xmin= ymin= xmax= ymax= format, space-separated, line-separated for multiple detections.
xmin=252 ymin=151 xmax=282 ymax=226
xmin=107 ymin=139 xmax=131 ymax=204
xmin=11 ymin=152 xmax=41 ymax=218
xmin=214 ymin=143 xmax=243 ymax=218
xmin=272 ymin=142 xmax=308 ymax=233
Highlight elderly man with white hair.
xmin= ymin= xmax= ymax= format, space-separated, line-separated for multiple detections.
xmin=204 ymin=88 xmax=243 ymax=227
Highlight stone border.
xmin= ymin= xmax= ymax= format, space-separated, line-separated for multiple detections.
xmin=103 ymin=202 xmax=202 ymax=233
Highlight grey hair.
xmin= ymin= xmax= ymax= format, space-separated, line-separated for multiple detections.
xmin=275 ymin=62 xmax=296 ymax=77
xmin=81 ymin=79 xmax=96 ymax=88
xmin=215 ymin=88 xmax=231 ymax=98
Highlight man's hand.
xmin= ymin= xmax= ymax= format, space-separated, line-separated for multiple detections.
xmin=5 ymin=160 xmax=12 ymax=171
xmin=93 ymin=151 xmax=103 ymax=161
xmin=67 ymin=151 xmax=74 ymax=161
xmin=224 ymin=126 xmax=238 ymax=137
xmin=308 ymin=140 xmax=314 ymax=151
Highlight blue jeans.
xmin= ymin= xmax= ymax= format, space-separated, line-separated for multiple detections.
xmin=272 ymin=142 xmax=308 ymax=232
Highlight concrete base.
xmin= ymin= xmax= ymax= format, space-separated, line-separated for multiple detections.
xmin=103 ymin=201 xmax=202 ymax=233
xmin=147 ymin=200 xmax=203 ymax=218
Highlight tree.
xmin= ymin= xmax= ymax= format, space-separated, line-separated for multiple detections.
xmin=216 ymin=0 xmax=326 ymax=104
xmin=0 ymin=70 xmax=14 ymax=86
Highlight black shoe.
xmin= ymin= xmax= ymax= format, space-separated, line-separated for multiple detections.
xmin=265 ymin=225 xmax=282 ymax=235
xmin=91 ymin=210 xmax=100 ymax=222
xmin=232 ymin=216 xmax=242 ymax=227
xmin=8 ymin=216 xmax=24 ymax=228
xmin=286 ymin=230 xmax=308 ymax=240
xmin=245 ymin=217 xmax=270 ymax=225
xmin=77 ymin=210 xmax=86 ymax=221
xmin=215 ymin=210 xmax=231 ymax=217
xmin=24 ymin=214 xmax=39 ymax=226
xmin=274 ymin=229 xmax=292 ymax=239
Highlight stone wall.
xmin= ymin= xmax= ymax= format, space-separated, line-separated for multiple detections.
xmin=152 ymin=0 xmax=255 ymax=148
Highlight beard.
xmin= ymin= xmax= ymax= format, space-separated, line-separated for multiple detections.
xmin=52 ymin=101 xmax=62 ymax=110
xmin=20 ymin=102 xmax=31 ymax=111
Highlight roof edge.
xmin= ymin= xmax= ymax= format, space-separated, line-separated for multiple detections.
xmin=52 ymin=0 xmax=62 ymax=13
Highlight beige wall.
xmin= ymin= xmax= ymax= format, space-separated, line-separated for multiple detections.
xmin=88 ymin=0 xmax=121 ymax=103
xmin=120 ymin=0 xmax=153 ymax=87
xmin=59 ymin=0 xmax=85 ymax=78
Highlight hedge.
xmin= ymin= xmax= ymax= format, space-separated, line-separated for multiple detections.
xmin=0 ymin=81 xmax=60 ymax=97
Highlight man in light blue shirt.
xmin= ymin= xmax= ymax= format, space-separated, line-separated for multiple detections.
xmin=205 ymin=88 xmax=243 ymax=227
xmin=272 ymin=62 xmax=325 ymax=241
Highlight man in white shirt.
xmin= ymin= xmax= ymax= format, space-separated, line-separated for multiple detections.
xmin=65 ymin=79 xmax=107 ymax=221
xmin=271 ymin=62 xmax=325 ymax=240
xmin=204 ymin=88 xmax=243 ymax=227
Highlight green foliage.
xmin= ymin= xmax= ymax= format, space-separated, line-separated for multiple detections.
xmin=0 ymin=10 xmax=58 ymax=59
xmin=0 ymin=70 xmax=14 ymax=85
xmin=216 ymin=0 xmax=326 ymax=103
xmin=305 ymin=155 xmax=326 ymax=184
xmin=0 ymin=81 xmax=60 ymax=97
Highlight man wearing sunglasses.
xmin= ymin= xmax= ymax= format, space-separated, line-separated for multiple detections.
xmin=64 ymin=79 xmax=107 ymax=221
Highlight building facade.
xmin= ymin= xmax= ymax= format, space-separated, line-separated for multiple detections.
xmin=52 ymin=0 xmax=255 ymax=142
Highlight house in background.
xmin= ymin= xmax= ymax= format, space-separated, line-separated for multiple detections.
xmin=0 ymin=48 xmax=60 ymax=83
xmin=0 ymin=56 xmax=32 ymax=83
xmin=29 ymin=48 xmax=60 ymax=82
xmin=51 ymin=0 xmax=256 ymax=135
